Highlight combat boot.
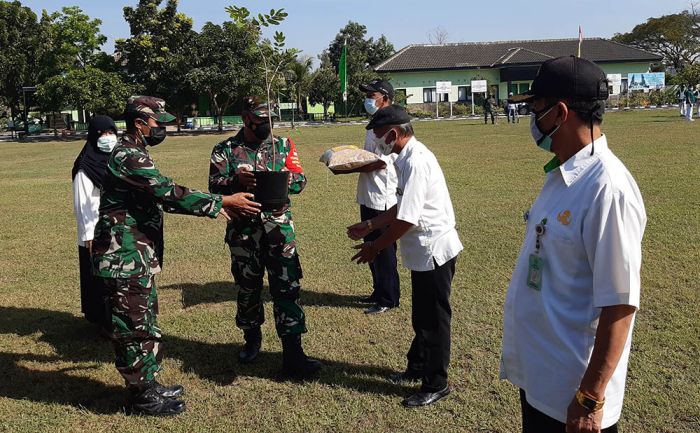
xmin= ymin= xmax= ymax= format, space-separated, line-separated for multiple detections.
xmin=239 ymin=327 xmax=262 ymax=364
xmin=151 ymin=380 xmax=184 ymax=398
xmin=281 ymin=334 xmax=322 ymax=380
xmin=129 ymin=383 xmax=185 ymax=417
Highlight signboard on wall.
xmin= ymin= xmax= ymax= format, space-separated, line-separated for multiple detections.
xmin=471 ymin=80 xmax=488 ymax=93
xmin=628 ymin=72 xmax=665 ymax=91
xmin=436 ymin=81 xmax=452 ymax=94
xmin=607 ymin=74 xmax=622 ymax=95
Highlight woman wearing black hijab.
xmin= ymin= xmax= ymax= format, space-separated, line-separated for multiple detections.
xmin=71 ymin=115 xmax=118 ymax=332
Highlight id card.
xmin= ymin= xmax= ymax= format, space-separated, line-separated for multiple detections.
xmin=527 ymin=254 xmax=544 ymax=291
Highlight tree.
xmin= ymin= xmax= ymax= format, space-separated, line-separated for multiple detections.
xmin=308 ymin=60 xmax=340 ymax=120
xmin=186 ymin=21 xmax=261 ymax=131
xmin=115 ymin=0 xmax=196 ymax=129
xmin=286 ymin=56 xmax=313 ymax=126
xmin=673 ymin=63 xmax=700 ymax=86
xmin=613 ymin=11 xmax=700 ymax=72
xmin=37 ymin=6 xmax=106 ymax=80
xmin=428 ymin=26 xmax=449 ymax=45
xmin=36 ymin=66 xmax=139 ymax=133
xmin=0 ymin=1 xmax=41 ymax=119
xmin=325 ymin=22 xmax=395 ymax=115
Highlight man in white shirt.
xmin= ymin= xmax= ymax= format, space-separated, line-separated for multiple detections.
xmin=348 ymin=105 xmax=463 ymax=407
xmin=502 ymin=56 xmax=646 ymax=433
xmin=353 ymin=79 xmax=401 ymax=315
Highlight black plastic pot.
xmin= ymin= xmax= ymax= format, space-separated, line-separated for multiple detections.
xmin=254 ymin=171 xmax=290 ymax=212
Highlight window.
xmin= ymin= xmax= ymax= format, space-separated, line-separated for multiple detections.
xmin=458 ymin=86 xmax=471 ymax=102
xmin=395 ymin=89 xmax=407 ymax=104
xmin=423 ymin=88 xmax=436 ymax=103
xmin=438 ymin=92 xmax=449 ymax=102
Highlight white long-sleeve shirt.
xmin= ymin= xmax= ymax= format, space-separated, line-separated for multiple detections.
xmin=72 ymin=170 xmax=101 ymax=247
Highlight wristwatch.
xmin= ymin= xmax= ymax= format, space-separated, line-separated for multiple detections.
xmin=576 ymin=389 xmax=605 ymax=412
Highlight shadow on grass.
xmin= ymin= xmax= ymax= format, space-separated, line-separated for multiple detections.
xmin=161 ymin=281 xmax=364 ymax=309
xmin=0 ymin=306 xmax=411 ymax=413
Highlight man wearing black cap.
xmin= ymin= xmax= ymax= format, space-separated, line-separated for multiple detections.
xmin=347 ymin=105 xmax=463 ymax=407
xmin=352 ymin=79 xmax=401 ymax=315
xmin=500 ymin=56 xmax=646 ymax=433
xmin=92 ymin=96 xmax=261 ymax=416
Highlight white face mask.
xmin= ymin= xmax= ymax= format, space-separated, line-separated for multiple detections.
xmin=96 ymin=134 xmax=118 ymax=152
xmin=364 ymin=98 xmax=379 ymax=115
xmin=373 ymin=129 xmax=396 ymax=155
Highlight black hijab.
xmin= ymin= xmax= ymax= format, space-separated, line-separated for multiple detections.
xmin=71 ymin=115 xmax=118 ymax=189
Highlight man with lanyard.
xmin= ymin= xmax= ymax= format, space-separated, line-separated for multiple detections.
xmin=348 ymin=105 xmax=463 ymax=407
xmin=352 ymin=79 xmax=401 ymax=314
xmin=209 ymin=97 xmax=322 ymax=379
xmin=92 ymin=96 xmax=261 ymax=416
xmin=501 ymin=56 xmax=646 ymax=433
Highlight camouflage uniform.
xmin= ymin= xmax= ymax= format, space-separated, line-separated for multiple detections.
xmin=93 ymin=134 xmax=222 ymax=386
xmin=209 ymin=129 xmax=307 ymax=337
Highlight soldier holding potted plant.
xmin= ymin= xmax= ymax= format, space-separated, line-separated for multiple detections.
xmin=208 ymin=96 xmax=322 ymax=379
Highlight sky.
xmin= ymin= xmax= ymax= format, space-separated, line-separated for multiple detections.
xmin=20 ymin=0 xmax=693 ymax=65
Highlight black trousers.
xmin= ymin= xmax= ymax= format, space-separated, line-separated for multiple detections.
xmin=360 ymin=205 xmax=400 ymax=308
xmin=520 ymin=390 xmax=618 ymax=433
xmin=406 ymin=257 xmax=456 ymax=392
xmin=78 ymin=246 xmax=111 ymax=329
xmin=484 ymin=110 xmax=495 ymax=124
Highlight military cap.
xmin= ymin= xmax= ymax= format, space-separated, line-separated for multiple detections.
xmin=366 ymin=104 xmax=411 ymax=130
xmin=124 ymin=96 xmax=176 ymax=123
xmin=242 ymin=96 xmax=279 ymax=118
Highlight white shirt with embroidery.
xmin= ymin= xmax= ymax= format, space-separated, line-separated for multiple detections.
xmin=500 ymin=135 xmax=646 ymax=428
xmin=394 ymin=136 xmax=463 ymax=272
xmin=356 ymin=130 xmax=398 ymax=211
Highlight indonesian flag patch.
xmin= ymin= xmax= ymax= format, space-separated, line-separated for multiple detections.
xmin=285 ymin=138 xmax=303 ymax=173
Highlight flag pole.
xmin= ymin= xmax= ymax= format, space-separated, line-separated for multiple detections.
xmin=578 ymin=25 xmax=583 ymax=57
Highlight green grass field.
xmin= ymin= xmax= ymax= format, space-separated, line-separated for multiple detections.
xmin=0 ymin=110 xmax=698 ymax=433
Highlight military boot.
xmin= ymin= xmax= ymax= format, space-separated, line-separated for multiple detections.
xmin=129 ymin=383 xmax=186 ymax=417
xmin=281 ymin=334 xmax=322 ymax=380
xmin=151 ymin=380 xmax=184 ymax=398
xmin=238 ymin=327 xmax=262 ymax=364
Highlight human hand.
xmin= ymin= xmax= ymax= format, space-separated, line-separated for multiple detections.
xmin=566 ymin=396 xmax=603 ymax=433
xmin=351 ymin=241 xmax=378 ymax=264
xmin=236 ymin=165 xmax=256 ymax=189
xmin=222 ymin=192 xmax=261 ymax=217
xmin=347 ymin=221 xmax=372 ymax=241
xmin=85 ymin=240 xmax=93 ymax=255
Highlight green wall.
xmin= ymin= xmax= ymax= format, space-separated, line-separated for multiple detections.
xmin=389 ymin=61 xmax=655 ymax=104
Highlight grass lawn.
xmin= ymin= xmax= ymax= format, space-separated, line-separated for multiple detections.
xmin=0 ymin=109 xmax=697 ymax=433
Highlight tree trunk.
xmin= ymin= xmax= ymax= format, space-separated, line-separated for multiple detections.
xmin=52 ymin=111 xmax=58 ymax=138
xmin=218 ymin=108 xmax=223 ymax=132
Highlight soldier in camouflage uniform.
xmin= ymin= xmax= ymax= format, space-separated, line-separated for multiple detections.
xmin=209 ymin=97 xmax=322 ymax=379
xmin=93 ymin=96 xmax=261 ymax=416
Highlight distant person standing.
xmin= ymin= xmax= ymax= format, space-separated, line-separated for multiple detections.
xmin=678 ymin=86 xmax=686 ymax=117
xmin=72 ymin=115 xmax=118 ymax=333
xmin=507 ymin=92 xmax=519 ymax=124
xmin=685 ymin=87 xmax=696 ymax=121
xmin=483 ymin=95 xmax=496 ymax=124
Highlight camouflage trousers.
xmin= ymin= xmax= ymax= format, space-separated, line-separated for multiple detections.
xmin=227 ymin=211 xmax=307 ymax=337
xmin=102 ymin=275 xmax=163 ymax=387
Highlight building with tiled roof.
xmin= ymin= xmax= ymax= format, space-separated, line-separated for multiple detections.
xmin=374 ymin=38 xmax=662 ymax=105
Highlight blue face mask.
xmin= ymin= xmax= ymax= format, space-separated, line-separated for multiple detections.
xmin=530 ymin=105 xmax=561 ymax=152
xmin=364 ymin=98 xmax=379 ymax=115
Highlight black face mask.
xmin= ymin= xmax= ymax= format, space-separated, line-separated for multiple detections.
xmin=249 ymin=121 xmax=271 ymax=140
xmin=137 ymin=120 xmax=167 ymax=146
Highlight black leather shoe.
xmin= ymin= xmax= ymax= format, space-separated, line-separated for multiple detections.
xmin=130 ymin=386 xmax=186 ymax=416
xmin=388 ymin=370 xmax=422 ymax=384
xmin=239 ymin=327 xmax=262 ymax=364
xmin=152 ymin=381 xmax=184 ymax=398
xmin=401 ymin=385 xmax=453 ymax=408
